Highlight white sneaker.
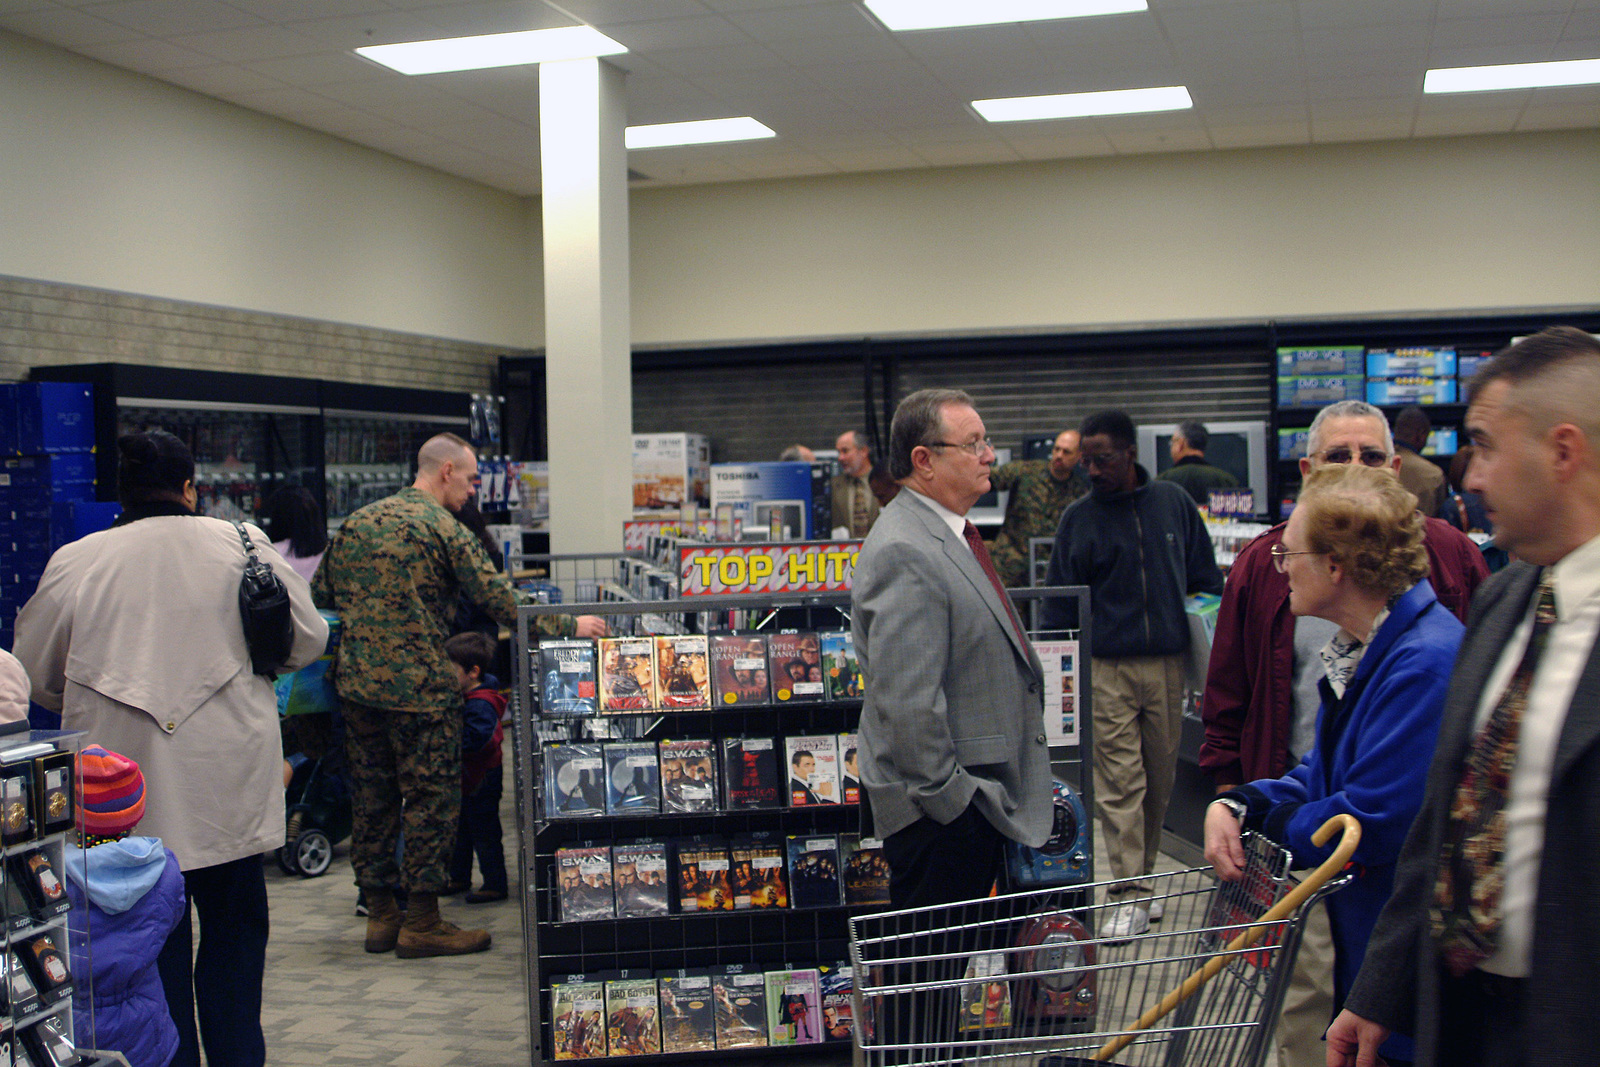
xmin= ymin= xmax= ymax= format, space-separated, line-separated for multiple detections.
xmin=1148 ymin=899 xmax=1164 ymax=922
xmin=1101 ymin=903 xmax=1150 ymax=939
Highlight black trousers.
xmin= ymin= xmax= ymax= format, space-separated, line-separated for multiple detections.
xmin=156 ymin=855 xmax=270 ymax=1067
xmin=449 ymin=762 xmax=507 ymax=894
xmin=883 ymin=800 xmax=1007 ymax=909
xmin=1435 ymin=967 xmax=1525 ymax=1067
xmin=877 ymin=802 xmax=1009 ymax=1064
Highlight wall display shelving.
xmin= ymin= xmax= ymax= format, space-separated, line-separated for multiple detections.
xmin=512 ymin=588 xmax=1090 ymax=1066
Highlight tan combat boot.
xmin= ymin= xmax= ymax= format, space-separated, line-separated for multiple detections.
xmin=395 ymin=891 xmax=492 ymax=958
xmin=363 ymin=888 xmax=403 ymax=954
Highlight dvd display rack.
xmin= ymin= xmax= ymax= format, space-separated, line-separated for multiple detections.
xmin=512 ymin=587 xmax=1090 ymax=1066
xmin=0 ymin=728 xmax=119 ymax=1066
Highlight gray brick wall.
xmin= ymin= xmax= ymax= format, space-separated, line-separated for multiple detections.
xmin=0 ymin=273 xmax=519 ymax=390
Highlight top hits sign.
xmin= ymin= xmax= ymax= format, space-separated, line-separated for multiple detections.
xmin=679 ymin=541 xmax=863 ymax=596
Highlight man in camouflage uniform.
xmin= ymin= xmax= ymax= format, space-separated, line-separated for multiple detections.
xmin=313 ymin=432 xmax=605 ymax=958
xmin=987 ymin=429 xmax=1088 ymax=586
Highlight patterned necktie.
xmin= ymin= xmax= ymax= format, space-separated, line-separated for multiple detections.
xmin=1433 ymin=572 xmax=1558 ymax=977
xmin=963 ymin=521 xmax=1027 ymax=647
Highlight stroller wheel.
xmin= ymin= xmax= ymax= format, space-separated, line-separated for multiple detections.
xmin=276 ymin=844 xmax=302 ymax=877
xmin=294 ymin=828 xmax=334 ymax=878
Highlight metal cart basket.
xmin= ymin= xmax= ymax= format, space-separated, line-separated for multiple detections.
xmin=848 ymin=814 xmax=1361 ymax=1067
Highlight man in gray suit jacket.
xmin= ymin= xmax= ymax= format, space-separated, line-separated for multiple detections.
xmin=1327 ymin=326 xmax=1600 ymax=1067
xmin=853 ymin=388 xmax=1053 ymax=909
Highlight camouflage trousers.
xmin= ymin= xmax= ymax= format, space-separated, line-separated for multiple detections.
xmin=989 ymin=538 xmax=1054 ymax=588
xmin=342 ymin=699 xmax=462 ymax=894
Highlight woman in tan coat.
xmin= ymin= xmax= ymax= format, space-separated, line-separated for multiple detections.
xmin=15 ymin=430 xmax=327 ymax=1067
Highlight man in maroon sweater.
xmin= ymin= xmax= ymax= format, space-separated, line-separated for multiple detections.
xmin=1199 ymin=399 xmax=1487 ymax=1067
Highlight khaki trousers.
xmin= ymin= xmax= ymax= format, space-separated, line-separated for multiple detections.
xmin=1090 ymin=653 xmax=1186 ymax=891
xmin=1275 ymin=900 xmax=1337 ymax=1067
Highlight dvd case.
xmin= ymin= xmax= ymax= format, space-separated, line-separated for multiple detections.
xmin=543 ymin=743 xmax=606 ymax=818
xmin=841 ymin=835 xmax=892 ymax=906
xmin=767 ymin=631 xmax=824 ymax=703
xmin=600 ymin=637 xmax=656 ymax=713
xmin=658 ymin=971 xmax=716 ymax=1055
xmin=674 ymin=837 xmax=735 ymax=913
xmin=786 ymin=834 xmax=842 ymax=909
xmin=710 ymin=633 xmax=771 ymax=707
xmin=539 ymin=639 xmax=599 ymax=717
xmin=659 ymin=739 xmax=718 ymax=814
xmin=821 ymin=631 xmax=864 ymax=700
xmin=711 ymin=967 xmax=769 ymax=1049
xmin=605 ymin=976 xmax=662 ymax=1056
xmin=730 ymin=832 xmax=789 ymax=909
xmin=612 ymin=840 xmax=671 ymax=919
xmin=655 ymin=635 xmax=712 ymax=710
xmin=720 ymin=737 xmax=781 ymax=810
xmin=765 ymin=968 xmax=822 ymax=1046
xmin=784 ymin=735 xmax=840 ymax=806
xmin=555 ymin=844 xmax=614 ymax=922
xmin=818 ymin=963 xmax=854 ymax=1043
xmin=604 ymin=742 xmax=661 ymax=815
xmin=837 ymin=731 xmax=862 ymax=804
xmin=551 ymin=977 xmax=609 ymax=1059
xmin=957 ymin=953 xmax=1012 ymax=1032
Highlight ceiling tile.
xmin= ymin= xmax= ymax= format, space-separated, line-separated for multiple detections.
xmin=637 ymin=41 xmax=787 ymax=76
xmin=1001 ymin=129 xmax=1116 ymax=159
xmin=164 ymin=63 xmax=287 ymax=95
xmin=722 ymin=1 xmax=874 ymax=41
xmin=1296 ymin=0 xmax=1433 ymax=30
xmin=1154 ymin=1 xmax=1298 ymax=39
xmin=1107 ymin=127 xmax=1214 ymax=153
xmin=1307 ymin=73 xmax=1424 ymax=101
xmin=267 ymin=9 xmax=469 ymax=49
xmin=1412 ymin=107 xmax=1522 ymax=136
xmin=72 ymin=35 xmax=216 ymax=70
xmin=0 ymin=7 xmax=144 ymax=45
xmin=1207 ymin=121 xmax=1310 ymax=148
xmin=909 ymin=141 xmax=1020 ymax=167
xmin=225 ymin=85 xmax=351 ymax=116
xmin=243 ymin=51 xmax=382 ymax=85
xmin=761 ymin=26 xmax=907 ymax=65
xmin=554 ymin=0 xmax=712 ymax=25
xmin=1432 ymin=14 xmax=1570 ymax=49
xmin=607 ymin=14 xmax=754 ymax=51
xmin=1515 ymin=102 xmax=1600 ymax=129
xmin=812 ymin=143 xmax=926 ymax=170
xmin=83 ymin=0 xmax=264 ymax=36
xmin=168 ymin=23 xmax=326 ymax=62
xmin=380 ymin=0 xmax=574 ymax=36
xmin=1437 ymin=0 xmax=1575 ymax=17
xmin=230 ymin=0 xmax=394 ymax=19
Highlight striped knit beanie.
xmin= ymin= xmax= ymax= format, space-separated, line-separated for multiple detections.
xmin=78 ymin=745 xmax=146 ymax=839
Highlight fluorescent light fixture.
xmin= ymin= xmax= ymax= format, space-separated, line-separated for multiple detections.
xmin=865 ymin=0 xmax=1146 ymax=32
xmin=625 ymin=117 xmax=776 ymax=150
xmin=356 ymin=26 xmax=626 ymax=75
xmin=973 ymin=85 xmax=1192 ymax=122
xmin=1424 ymin=58 xmax=1600 ymax=94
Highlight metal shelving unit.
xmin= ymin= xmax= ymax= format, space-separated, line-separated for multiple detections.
xmin=511 ymin=586 xmax=1091 ymax=1066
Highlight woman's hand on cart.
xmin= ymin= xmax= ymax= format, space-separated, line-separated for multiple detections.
xmin=1324 ymin=1007 xmax=1392 ymax=1067
xmin=1203 ymin=800 xmax=1248 ymax=881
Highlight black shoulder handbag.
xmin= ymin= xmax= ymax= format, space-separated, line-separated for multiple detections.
xmin=234 ymin=521 xmax=295 ymax=677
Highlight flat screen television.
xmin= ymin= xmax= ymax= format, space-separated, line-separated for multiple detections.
xmin=1135 ymin=421 xmax=1268 ymax=518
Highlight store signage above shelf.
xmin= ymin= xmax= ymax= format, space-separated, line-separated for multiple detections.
xmin=679 ymin=541 xmax=863 ymax=596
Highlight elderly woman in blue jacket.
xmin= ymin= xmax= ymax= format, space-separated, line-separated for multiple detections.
xmin=1205 ymin=463 xmax=1464 ymax=1067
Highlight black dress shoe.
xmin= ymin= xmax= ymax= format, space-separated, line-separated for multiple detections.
xmin=465 ymin=889 xmax=508 ymax=904
xmin=441 ymin=881 xmax=470 ymax=896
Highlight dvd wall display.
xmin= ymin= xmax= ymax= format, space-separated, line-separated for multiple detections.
xmin=786 ymin=835 xmax=842 ymax=909
xmin=711 ymin=967 xmax=768 ymax=1049
xmin=555 ymin=845 xmax=615 ymax=922
xmin=658 ymin=971 xmax=716 ymax=1054
xmin=765 ymin=968 xmax=822 ymax=1046
xmin=605 ymin=976 xmax=662 ymax=1056
xmin=611 ymin=841 xmax=671 ymax=919
xmin=551 ymin=977 xmax=608 ymax=1060
xmin=719 ymin=737 xmax=781 ymax=810
xmin=543 ymin=744 xmax=606 ymax=818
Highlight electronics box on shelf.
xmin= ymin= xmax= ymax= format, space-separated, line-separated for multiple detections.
xmin=1365 ymin=347 xmax=1458 ymax=379
xmin=1275 ymin=346 xmax=1364 ymax=376
xmin=1276 ymin=375 xmax=1364 ymax=408
xmin=633 ymin=433 xmax=710 ymax=510
xmin=1365 ymin=378 xmax=1458 ymax=405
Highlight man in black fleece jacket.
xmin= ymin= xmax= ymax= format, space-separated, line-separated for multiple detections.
xmin=1043 ymin=410 xmax=1223 ymax=937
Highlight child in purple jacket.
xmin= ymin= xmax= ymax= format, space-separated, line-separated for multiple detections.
xmin=63 ymin=745 xmax=185 ymax=1067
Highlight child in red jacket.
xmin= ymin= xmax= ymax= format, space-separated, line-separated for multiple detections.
xmin=444 ymin=632 xmax=508 ymax=903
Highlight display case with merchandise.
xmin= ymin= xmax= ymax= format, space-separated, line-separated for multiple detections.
xmin=0 ymin=726 xmax=126 ymax=1066
xmin=512 ymin=587 xmax=1091 ymax=1066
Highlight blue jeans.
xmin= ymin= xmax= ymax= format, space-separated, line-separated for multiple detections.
xmin=156 ymin=856 xmax=270 ymax=1067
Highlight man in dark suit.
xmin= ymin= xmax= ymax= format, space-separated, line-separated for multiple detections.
xmin=1327 ymin=326 xmax=1600 ymax=1067
xmin=853 ymin=388 xmax=1053 ymax=909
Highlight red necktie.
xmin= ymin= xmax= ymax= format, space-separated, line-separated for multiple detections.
xmin=963 ymin=521 xmax=1027 ymax=646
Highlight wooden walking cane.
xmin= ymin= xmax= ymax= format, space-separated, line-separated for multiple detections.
xmin=1092 ymin=813 xmax=1363 ymax=1062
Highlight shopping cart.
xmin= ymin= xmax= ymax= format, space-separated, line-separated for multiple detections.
xmin=849 ymin=814 xmax=1360 ymax=1067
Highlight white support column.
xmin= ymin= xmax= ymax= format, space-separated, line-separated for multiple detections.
xmin=540 ymin=57 xmax=631 ymax=557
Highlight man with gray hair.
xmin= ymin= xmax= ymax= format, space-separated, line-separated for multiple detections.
xmin=1328 ymin=326 xmax=1600 ymax=1067
xmin=1199 ymin=399 xmax=1485 ymax=1067
xmin=852 ymin=389 xmax=1052 ymax=909
xmin=1158 ymin=419 xmax=1239 ymax=506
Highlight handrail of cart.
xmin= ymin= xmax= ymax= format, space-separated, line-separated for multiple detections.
xmin=1092 ymin=813 xmax=1363 ymax=1062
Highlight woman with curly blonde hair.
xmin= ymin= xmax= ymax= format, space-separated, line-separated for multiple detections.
xmin=1205 ymin=463 xmax=1464 ymax=1066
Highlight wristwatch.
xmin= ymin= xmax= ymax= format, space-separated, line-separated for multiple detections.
xmin=1210 ymin=797 xmax=1247 ymax=821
